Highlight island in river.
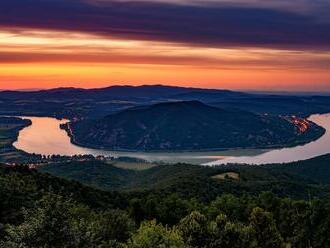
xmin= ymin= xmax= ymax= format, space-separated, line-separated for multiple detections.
xmin=9 ymin=113 xmax=330 ymax=165
xmin=63 ymin=101 xmax=325 ymax=152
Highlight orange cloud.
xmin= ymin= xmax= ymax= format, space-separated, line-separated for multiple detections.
xmin=0 ymin=29 xmax=330 ymax=91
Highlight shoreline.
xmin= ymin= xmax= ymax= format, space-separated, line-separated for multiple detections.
xmin=61 ymin=117 xmax=326 ymax=154
xmin=8 ymin=113 xmax=330 ymax=165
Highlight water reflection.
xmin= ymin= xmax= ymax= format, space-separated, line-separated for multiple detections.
xmin=13 ymin=117 xmax=263 ymax=164
xmin=13 ymin=114 xmax=330 ymax=165
xmin=207 ymin=114 xmax=330 ymax=165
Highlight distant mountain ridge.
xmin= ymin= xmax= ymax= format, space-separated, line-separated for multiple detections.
xmin=66 ymin=101 xmax=324 ymax=151
xmin=0 ymin=85 xmax=250 ymax=101
xmin=2 ymin=84 xmax=330 ymax=119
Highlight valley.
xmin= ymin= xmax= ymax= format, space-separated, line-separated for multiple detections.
xmin=0 ymin=85 xmax=329 ymax=167
xmin=2 ymin=153 xmax=330 ymax=247
xmin=2 ymin=85 xmax=330 ymax=247
xmin=2 ymin=0 xmax=330 ymax=245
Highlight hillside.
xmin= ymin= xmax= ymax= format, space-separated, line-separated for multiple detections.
xmin=2 ymin=85 xmax=330 ymax=119
xmin=0 ymin=117 xmax=32 ymax=163
xmin=66 ymin=101 xmax=324 ymax=151
xmin=0 ymin=85 xmax=248 ymax=101
xmin=3 ymin=154 xmax=330 ymax=247
xmin=0 ymin=85 xmax=251 ymax=119
xmin=270 ymin=154 xmax=330 ymax=184
xmin=39 ymin=155 xmax=330 ymax=201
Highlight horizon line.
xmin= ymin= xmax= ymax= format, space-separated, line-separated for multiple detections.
xmin=1 ymin=84 xmax=330 ymax=95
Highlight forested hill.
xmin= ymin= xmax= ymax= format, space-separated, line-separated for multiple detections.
xmin=39 ymin=154 xmax=330 ymax=200
xmin=270 ymin=154 xmax=330 ymax=184
xmin=67 ymin=101 xmax=324 ymax=151
xmin=2 ymin=154 xmax=330 ymax=247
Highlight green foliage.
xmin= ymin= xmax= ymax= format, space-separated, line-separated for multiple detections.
xmin=249 ymin=207 xmax=284 ymax=248
xmin=209 ymin=214 xmax=256 ymax=248
xmin=156 ymin=194 xmax=191 ymax=226
xmin=208 ymin=194 xmax=247 ymax=221
xmin=127 ymin=220 xmax=185 ymax=248
xmin=4 ymin=194 xmax=76 ymax=248
xmin=40 ymin=159 xmax=330 ymax=205
xmin=1 ymin=194 xmax=133 ymax=248
xmin=178 ymin=211 xmax=209 ymax=248
xmin=40 ymin=160 xmax=137 ymax=190
xmin=2 ymin=160 xmax=330 ymax=247
xmin=271 ymin=154 xmax=330 ymax=184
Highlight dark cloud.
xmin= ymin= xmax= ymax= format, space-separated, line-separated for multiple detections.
xmin=3 ymin=49 xmax=330 ymax=70
xmin=0 ymin=0 xmax=330 ymax=49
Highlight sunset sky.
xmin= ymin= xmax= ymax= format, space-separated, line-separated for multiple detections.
xmin=1 ymin=0 xmax=330 ymax=91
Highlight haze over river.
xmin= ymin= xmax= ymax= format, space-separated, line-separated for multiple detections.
xmin=13 ymin=114 xmax=330 ymax=165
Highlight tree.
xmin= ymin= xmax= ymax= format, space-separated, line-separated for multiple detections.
xmin=209 ymin=213 xmax=257 ymax=248
xmin=276 ymin=198 xmax=312 ymax=247
xmin=178 ymin=211 xmax=209 ymax=248
xmin=309 ymin=200 xmax=330 ymax=248
xmin=127 ymin=220 xmax=185 ymax=248
xmin=249 ymin=207 xmax=284 ymax=248
xmin=129 ymin=199 xmax=146 ymax=226
xmin=157 ymin=194 xmax=190 ymax=225
xmin=92 ymin=209 xmax=135 ymax=243
xmin=3 ymin=194 xmax=76 ymax=248
xmin=69 ymin=207 xmax=133 ymax=247
xmin=208 ymin=194 xmax=244 ymax=221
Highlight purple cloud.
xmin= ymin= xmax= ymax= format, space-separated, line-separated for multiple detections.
xmin=0 ymin=0 xmax=330 ymax=50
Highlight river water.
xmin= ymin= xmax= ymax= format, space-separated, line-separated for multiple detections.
xmin=13 ymin=114 xmax=330 ymax=165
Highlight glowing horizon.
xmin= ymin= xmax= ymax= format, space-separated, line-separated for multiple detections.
xmin=1 ymin=0 xmax=330 ymax=91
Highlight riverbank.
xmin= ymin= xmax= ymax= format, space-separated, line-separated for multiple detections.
xmin=12 ymin=114 xmax=330 ymax=165
xmin=207 ymin=113 xmax=330 ymax=165
xmin=61 ymin=118 xmax=325 ymax=153
xmin=0 ymin=117 xmax=32 ymax=163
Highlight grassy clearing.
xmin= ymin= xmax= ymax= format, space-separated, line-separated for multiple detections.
xmin=211 ymin=172 xmax=240 ymax=181
xmin=111 ymin=161 xmax=158 ymax=171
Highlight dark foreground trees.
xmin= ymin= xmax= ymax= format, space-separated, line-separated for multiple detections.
xmin=1 ymin=167 xmax=330 ymax=247
xmin=2 ymin=194 xmax=330 ymax=247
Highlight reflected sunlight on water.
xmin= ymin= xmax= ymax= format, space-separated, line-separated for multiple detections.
xmin=13 ymin=114 xmax=330 ymax=165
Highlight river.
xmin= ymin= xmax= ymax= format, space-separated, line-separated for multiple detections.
xmin=13 ymin=114 xmax=330 ymax=165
